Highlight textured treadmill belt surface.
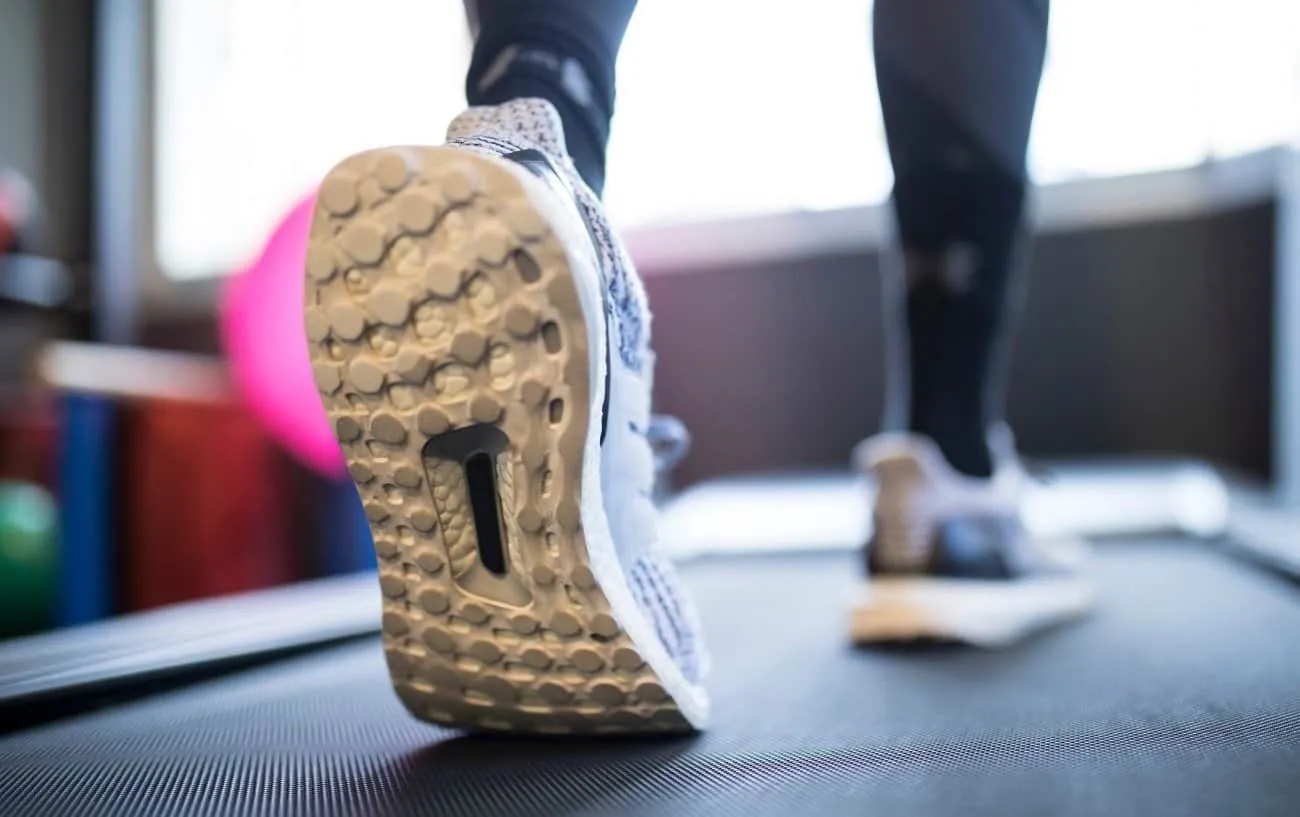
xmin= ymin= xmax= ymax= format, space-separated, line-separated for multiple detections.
xmin=3 ymin=540 xmax=1299 ymax=817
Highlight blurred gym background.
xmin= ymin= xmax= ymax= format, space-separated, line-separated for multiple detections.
xmin=3 ymin=0 xmax=1299 ymax=637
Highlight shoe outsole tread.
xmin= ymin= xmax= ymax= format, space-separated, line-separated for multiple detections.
xmin=306 ymin=146 xmax=690 ymax=734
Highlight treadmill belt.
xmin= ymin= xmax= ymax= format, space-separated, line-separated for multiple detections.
xmin=3 ymin=540 xmax=1299 ymax=816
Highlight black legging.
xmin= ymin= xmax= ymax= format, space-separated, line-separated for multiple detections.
xmin=875 ymin=0 xmax=1049 ymax=476
xmin=465 ymin=0 xmax=1050 ymax=477
xmin=464 ymin=0 xmax=637 ymax=196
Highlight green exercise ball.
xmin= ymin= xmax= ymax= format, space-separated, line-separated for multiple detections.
xmin=0 ymin=481 xmax=57 ymax=638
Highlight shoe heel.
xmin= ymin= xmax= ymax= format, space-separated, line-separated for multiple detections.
xmin=304 ymin=146 xmax=690 ymax=734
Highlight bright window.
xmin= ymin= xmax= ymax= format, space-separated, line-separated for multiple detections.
xmin=153 ymin=0 xmax=1300 ymax=280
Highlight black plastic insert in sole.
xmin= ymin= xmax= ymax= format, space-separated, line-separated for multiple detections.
xmin=423 ymin=424 xmax=511 ymax=577
xmin=465 ymin=451 xmax=507 ymax=575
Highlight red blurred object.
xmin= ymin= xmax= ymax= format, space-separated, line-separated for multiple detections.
xmin=119 ymin=399 xmax=295 ymax=610
xmin=0 ymin=168 xmax=36 ymax=255
xmin=0 ymin=395 xmax=56 ymax=488
xmin=0 ymin=211 xmax=14 ymax=255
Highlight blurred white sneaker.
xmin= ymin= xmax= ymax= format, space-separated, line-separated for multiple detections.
xmin=304 ymin=99 xmax=708 ymax=734
xmin=850 ymin=429 xmax=1093 ymax=646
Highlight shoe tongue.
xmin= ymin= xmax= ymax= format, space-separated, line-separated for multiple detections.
xmin=446 ymin=98 xmax=569 ymax=158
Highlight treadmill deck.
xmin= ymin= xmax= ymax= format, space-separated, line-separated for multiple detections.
xmin=2 ymin=540 xmax=1298 ymax=816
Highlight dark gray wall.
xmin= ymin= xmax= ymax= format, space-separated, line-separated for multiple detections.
xmin=0 ymin=0 xmax=95 ymax=264
xmin=0 ymin=0 xmax=44 ymax=190
xmin=0 ymin=0 xmax=93 ymax=385
xmin=645 ymin=201 xmax=1275 ymax=486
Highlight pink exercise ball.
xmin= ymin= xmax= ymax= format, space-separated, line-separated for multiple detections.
xmin=218 ymin=192 xmax=344 ymax=478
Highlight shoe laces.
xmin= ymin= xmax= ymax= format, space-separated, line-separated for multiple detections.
xmin=647 ymin=414 xmax=691 ymax=477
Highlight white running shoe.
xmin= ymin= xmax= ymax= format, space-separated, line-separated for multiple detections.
xmin=850 ymin=429 xmax=1093 ymax=646
xmin=304 ymin=99 xmax=708 ymax=734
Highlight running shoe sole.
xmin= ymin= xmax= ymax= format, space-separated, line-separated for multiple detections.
xmin=304 ymin=146 xmax=694 ymax=734
xmin=850 ymin=574 xmax=1094 ymax=647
